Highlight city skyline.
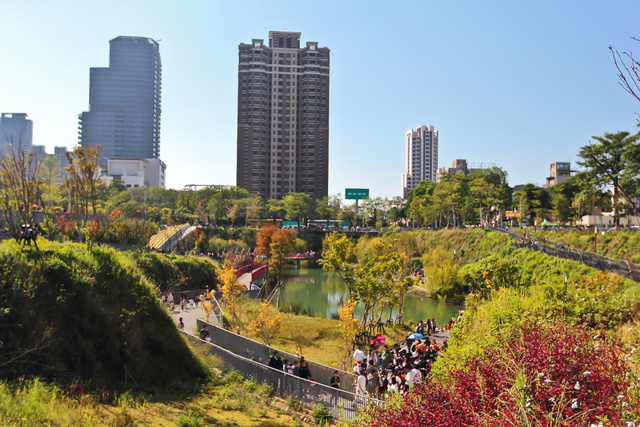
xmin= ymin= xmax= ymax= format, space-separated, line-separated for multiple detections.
xmin=1 ymin=1 xmax=639 ymax=199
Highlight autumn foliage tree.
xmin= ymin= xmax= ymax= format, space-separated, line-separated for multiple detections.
xmin=216 ymin=262 xmax=245 ymax=333
xmin=256 ymin=223 xmax=297 ymax=288
xmin=247 ymin=301 xmax=283 ymax=346
xmin=337 ymin=298 xmax=361 ymax=369
xmin=268 ymin=228 xmax=296 ymax=283
xmin=0 ymin=147 xmax=41 ymax=238
xmin=65 ymin=146 xmax=104 ymax=241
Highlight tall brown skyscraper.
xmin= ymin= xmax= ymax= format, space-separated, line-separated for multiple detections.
xmin=236 ymin=31 xmax=330 ymax=199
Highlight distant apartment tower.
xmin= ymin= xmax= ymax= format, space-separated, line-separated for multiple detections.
xmin=546 ymin=162 xmax=573 ymax=187
xmin=78 ymin=36 xmax=162 ymax=164
xmin=0 ymin=113 xmax=33 ymax=153
xmin=236 ymin=31 xmax=330 ymax=199
xmin=436 ymin=159 xmax=486 ymax=182
xmin=31 ymin=145 xmax=69 ymax=183
xmin=401 ymin=125 xmax=438 ymax=198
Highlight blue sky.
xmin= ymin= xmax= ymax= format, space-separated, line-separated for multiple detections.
xmin=2 ymin=1 xmax=639 ymax=199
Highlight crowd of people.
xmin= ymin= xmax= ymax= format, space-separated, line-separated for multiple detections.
xmin=268 ymin=351 xmax=314 ymax=380
xmin=162 ymin=287 xmax=216 ymax=312
xmin=350 ymin=313 xmax=466 ymax=400
xmin=352 ymin=337 xmax=447 ymax=400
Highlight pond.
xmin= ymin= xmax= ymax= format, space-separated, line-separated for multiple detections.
xmin=279 ymin=266 xmax=462 ymax=327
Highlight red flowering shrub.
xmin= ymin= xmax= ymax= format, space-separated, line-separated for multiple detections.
xmin=360 ymin=321 xmax=636 ymax=426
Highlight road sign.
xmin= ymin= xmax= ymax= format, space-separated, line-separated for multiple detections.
xmin=345 ymin=188 xmax=369 ymax=200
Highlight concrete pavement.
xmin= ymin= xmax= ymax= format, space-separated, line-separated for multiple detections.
xmin=169 ymin=303 xmax=205 ymax=335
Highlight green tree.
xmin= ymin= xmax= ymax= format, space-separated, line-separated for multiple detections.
xmin=338 ymin=203 xmax=357 ymax=227
xmin=549 ymin=177 xmax=581 ymax=223
xmin=577 ymin=131 xmax=640 ymax=226
xmin=361 ymin=196 xmax=385 ymax=226
xmin=354 ymin=238 xmax=415 ymax=329
xmin=319 ymin=233 xmax=357 ymax=298
xmin=405 ymin=180 xmax=436 ymax=222
xmin=315 ymin=194 xmax=341 ymax=227
xmin=281 ymin=192 xmax=313 ymax=227
xmin=208 ymin=191 xmax=228 ymax=225
xmin=513 ymin=183 xmax=551 ymax=226
xmin=264 ymin=198 xmax=285 ymax=224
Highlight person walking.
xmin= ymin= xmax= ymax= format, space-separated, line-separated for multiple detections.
xmin=268 ymin=351 xmax=284 ymax=371
xmin=330 ymin=371 xmax=341 ymax=389
xmin=355 ymin=369 xmax=368 ymax=403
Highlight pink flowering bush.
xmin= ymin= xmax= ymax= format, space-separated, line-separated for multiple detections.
xmin=359 ymin=321 xmax=638 ymax=426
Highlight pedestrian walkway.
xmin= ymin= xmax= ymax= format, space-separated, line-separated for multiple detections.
xmin=237 ymin=272 xmax=252 ymax=290
xmin=170 ymin=304 xmax=204 ymax=335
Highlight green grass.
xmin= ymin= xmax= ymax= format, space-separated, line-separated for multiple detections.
xmin=513 ymin=228 xmax=640 ymax=264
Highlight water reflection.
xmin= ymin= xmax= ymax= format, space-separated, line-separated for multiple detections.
xmin=280 ymin=266 xmax=462 ymax=327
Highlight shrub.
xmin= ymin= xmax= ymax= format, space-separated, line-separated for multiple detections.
xmin=312 ymin=403 xmax=332 ymax=425
xmin=360 ymin=321 xmax=637 ymax=426
xmin=177 ymin=410 xmax=204 ymax=427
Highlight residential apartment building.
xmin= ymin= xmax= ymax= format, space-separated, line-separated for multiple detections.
xmin=436 ymin=159 xmax=484 ymax=182
xmin=236 ymin=31 xmax=330 ymax=199
xmin=78 ymin=36 xmax=162 ymax=167
xmin=546 ymin=162 xmax=573 ymax=188
xmin=401 ymin=125 xmax=438 ymax=198
xmin=0 ymin=113 xmax=33 ymax=153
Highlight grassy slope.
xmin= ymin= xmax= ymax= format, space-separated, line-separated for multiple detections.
xmin=239 ymin=299 xmax=412 ymax=370
xmin=0 ymin=377 xmax=303 ymax=427
xmin=515 ymin=228 xmax=640 ymax=264
xmin=0 ymin=240 xmax=306 ymax=425
xmin=0 ymin=239 xmax=209 ymax=388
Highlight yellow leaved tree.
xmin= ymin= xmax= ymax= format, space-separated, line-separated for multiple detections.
xmin=247 ymin=301 xmax=283 ymax=346
xmin=338 ymin=298 xmax=361 ymax=370
xmin=216 ymin=262 xmax=245 ymax=333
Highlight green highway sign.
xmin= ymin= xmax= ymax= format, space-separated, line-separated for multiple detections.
xmin=345 ymin=188 xmax=369 ymax=200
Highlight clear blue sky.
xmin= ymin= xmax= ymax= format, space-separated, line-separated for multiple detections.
xmin=2 ymin=1 xmax=639 ymax=199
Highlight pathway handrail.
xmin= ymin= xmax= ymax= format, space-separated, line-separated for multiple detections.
xmin=182 ymin=331 xmax=382 ymax=421
xmin=197 ymin=319 xmax=358 ymax=393
xmin=497 ymin=228 xmax=640 ymax=281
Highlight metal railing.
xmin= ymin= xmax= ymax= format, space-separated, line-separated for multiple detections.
xmin=183 ymin=332 xmax=381 ymax=421
xmin=500 ymin=229 xmax=640 ymax=282
xmin=196 ymin=319 xmax=358 ymax=393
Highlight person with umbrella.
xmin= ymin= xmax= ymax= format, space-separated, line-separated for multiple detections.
xmin=406 ymin=332 xmax=424 ymax=353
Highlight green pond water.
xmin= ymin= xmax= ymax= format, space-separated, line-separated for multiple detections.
xmin=279 ymin=266 xmax=462 ymax=327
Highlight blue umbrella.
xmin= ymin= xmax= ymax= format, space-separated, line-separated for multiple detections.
xmin=408 ymin=333 xmax=424 ymax=339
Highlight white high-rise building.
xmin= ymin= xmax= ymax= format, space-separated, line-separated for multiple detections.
xmin=401 ymin=125 xmax=438 ymax=199
xmin=0 ymin=113 xmax=33 ymax=153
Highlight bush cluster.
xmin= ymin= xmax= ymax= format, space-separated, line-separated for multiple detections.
xmin=361 ymin=320 xmax=637 ymax=426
